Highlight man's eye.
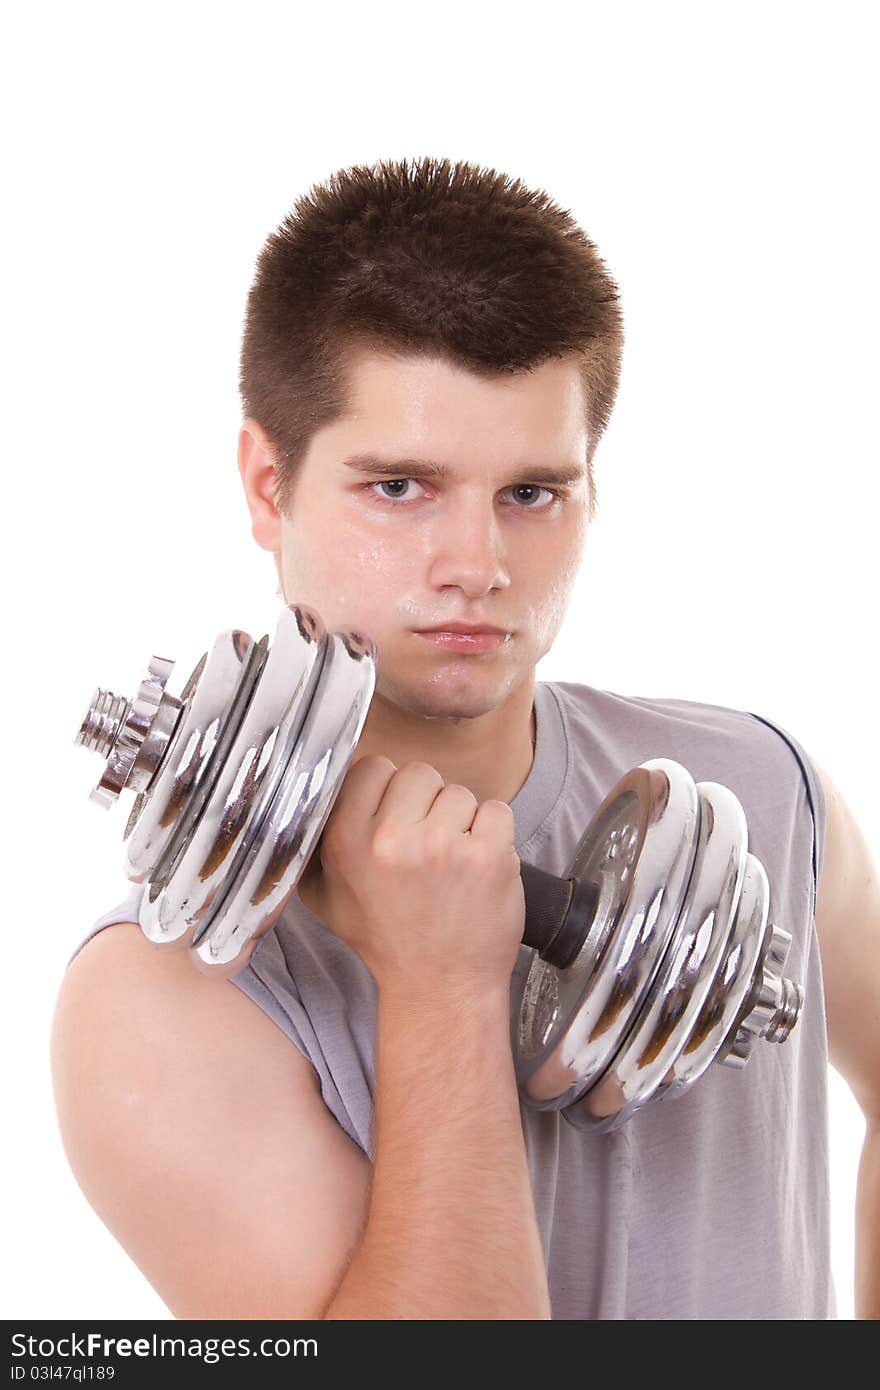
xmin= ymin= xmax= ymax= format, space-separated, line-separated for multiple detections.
xmin=508 ymin=484 xmax=556 ymax=508
xmin=372 ymin=479 xmax=424 ymax=501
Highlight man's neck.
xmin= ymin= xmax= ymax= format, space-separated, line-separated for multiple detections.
xmin=351 ymin=677 xmax=537 ymax=807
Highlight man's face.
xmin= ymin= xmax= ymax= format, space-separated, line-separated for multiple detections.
xmin=244 ymin=348 xmax=591 ymax=724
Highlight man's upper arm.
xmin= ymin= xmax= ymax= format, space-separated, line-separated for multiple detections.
xmin=812 ymin=758 xmax=880 ymax=1124
xmin=51 ymin=923 xmax=371 ymax=1319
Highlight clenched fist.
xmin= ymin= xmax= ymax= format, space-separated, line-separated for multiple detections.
xmin=296 ymin=756 xmax=525 ymax=996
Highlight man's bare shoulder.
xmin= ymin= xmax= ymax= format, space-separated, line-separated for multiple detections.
xmin=51 ymin=922 xmax=371 ymax=1318
xmin=58 ymin=920 xmax=313 ymax=1087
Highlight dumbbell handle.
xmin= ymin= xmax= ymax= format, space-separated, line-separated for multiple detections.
xmin=519 ymin=863 xmax=600 ymax=971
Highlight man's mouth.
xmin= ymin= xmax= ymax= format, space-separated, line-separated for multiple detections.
xmin=414 ymin=627 xmax=512 ymax=653
xmin=415 ymin=621 xmax=509 ymax=636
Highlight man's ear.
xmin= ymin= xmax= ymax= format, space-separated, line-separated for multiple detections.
xmin=238 ymin=419 xmax=283 ymax=553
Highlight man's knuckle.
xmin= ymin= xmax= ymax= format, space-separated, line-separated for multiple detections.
xmin=401 ymin=760 xmax=444 ymax=785
xmin=371 ymin=826 xmax=400 ymax=866
xmin=449 ymin=784 xmax=479 ymax=813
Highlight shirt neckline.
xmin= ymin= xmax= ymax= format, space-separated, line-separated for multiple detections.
xmin=509 ymin=681 xmax=569 ymax=853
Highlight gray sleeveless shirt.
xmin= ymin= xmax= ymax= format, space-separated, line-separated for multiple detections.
xmin=72 ymin=680 xmax=833 ymax=1319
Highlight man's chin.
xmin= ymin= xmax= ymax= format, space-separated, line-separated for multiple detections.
xmin=372 ymin=672 xmax=520 ymax=725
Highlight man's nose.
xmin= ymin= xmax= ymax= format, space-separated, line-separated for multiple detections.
xmin=426 ymin=497 xmax=511 ymax=599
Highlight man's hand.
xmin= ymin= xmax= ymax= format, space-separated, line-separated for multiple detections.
xmin=294 ymin=757 xmax=549 ymax=1318
xmin=296 ymin=755 xmax=525 ymax=995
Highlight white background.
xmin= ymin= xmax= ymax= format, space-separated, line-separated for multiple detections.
xmin=2 ymin=1 xmax=876 ymax=1320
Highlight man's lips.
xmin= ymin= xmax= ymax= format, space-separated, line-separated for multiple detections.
xmin=414 ymin=626 xmax=512 ymax=653
xmin=415 ymin=623 xmax=509 ymax=635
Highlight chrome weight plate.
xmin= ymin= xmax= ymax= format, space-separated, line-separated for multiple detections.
xmin=652 ymin=856 xmax=772 ymax=1096
xmin=647 ymin=863 xmax=802 ymax=1104
xmin=513 ymin=760 xmax=701 ymax=1110
xmin=139 ymin=605 xmax=328 ymax=948
xmin=122 ymin=630 xmax=264 ymax=889
xmin=562 ymin=780 xmax=750 ymax=1132
xmin=193 ymin=626 xmax=376 ymax=967
xmin=77 ymin=604 xmax=376 ymax=969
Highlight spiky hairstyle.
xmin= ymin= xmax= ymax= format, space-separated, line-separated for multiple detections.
xmin=239 ymin=156 xmax=624 ymax=516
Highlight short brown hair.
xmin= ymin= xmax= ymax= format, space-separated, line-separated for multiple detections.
xmin=239 ymin=156 xmax=624 ymax=518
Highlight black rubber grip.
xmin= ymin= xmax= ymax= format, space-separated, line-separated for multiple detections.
xmin=520 ymin=862 xmax=599 ymax=970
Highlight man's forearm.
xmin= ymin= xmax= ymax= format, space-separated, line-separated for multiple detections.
xmin=856 ymin=1121 xmax=880 ymax=1319
xmin=322 ymin=983 xmax=551 ymax=1320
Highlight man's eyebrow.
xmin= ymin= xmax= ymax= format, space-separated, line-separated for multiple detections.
xmin=340 ymin=454 xmax=586 ymax=486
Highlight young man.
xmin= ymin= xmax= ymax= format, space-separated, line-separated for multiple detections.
xmin=52 ymin=157 xmax=880 ymax=1320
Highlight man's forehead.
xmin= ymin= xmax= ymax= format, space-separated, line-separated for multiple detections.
xmin=331 ymin=346 xmax=590 ymax=464
xmin=340 ymin=344 xmax=585 ymax=401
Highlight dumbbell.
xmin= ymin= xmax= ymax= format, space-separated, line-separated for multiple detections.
xmin=76 ymin=602 xmax=803 ymax=1133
